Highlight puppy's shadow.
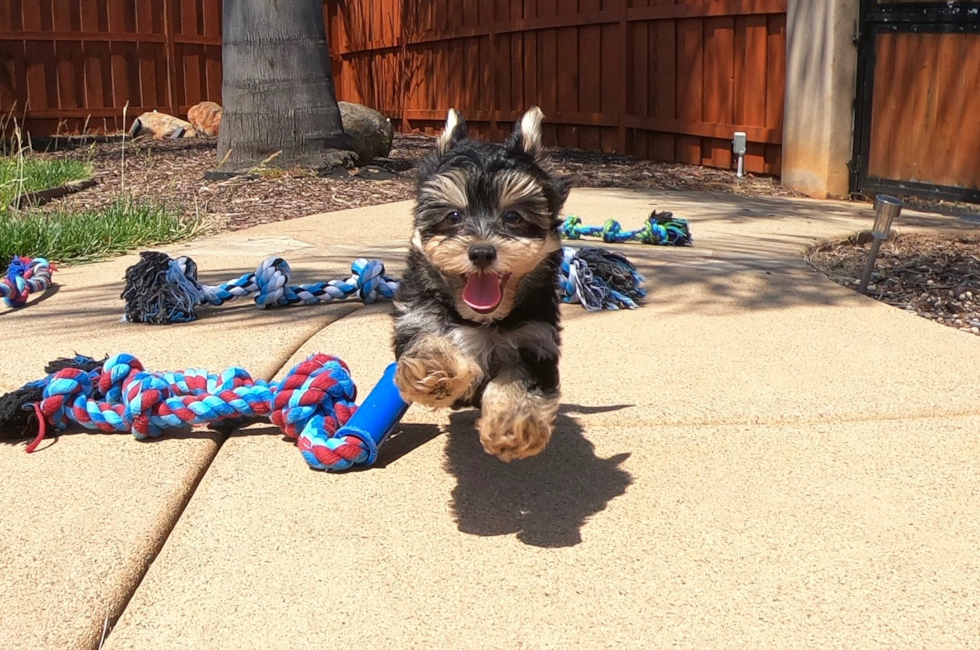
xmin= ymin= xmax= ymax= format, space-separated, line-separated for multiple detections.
xmin=444 ymin=404 xmax=633 ymax=548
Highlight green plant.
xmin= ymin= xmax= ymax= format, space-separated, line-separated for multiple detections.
xmin=0 ymin=157 xmax=92 ymax=210
xmin=0 ymin=198 xmax=209 ymax=266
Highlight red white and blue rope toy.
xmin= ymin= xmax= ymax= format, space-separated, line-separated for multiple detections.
xmin=1 ymin=257 xmax=54 ymax=308
xmin=0 ymin=353 xmax=409 ymax=472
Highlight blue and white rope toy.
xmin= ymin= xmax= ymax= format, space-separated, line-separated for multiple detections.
xmin=122 ymin=246 xmax=650 ymax=324
xmin=122 ymin=252 xmax=400 ymax=324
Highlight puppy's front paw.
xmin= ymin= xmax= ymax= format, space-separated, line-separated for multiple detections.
xmin=395 ymin=336 xmax=482 ymax=408
xmin=478 ymin=379 xmax=558 ymax=461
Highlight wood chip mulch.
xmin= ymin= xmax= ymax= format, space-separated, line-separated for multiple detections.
xmin=33 ymin=132 xmax=800 ymax=232
xmin=808 ymin=234 xmax=980 ymax=337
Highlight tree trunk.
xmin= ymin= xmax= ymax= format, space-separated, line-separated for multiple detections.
xmin=217 ymin=0 xmax=354 ymax=170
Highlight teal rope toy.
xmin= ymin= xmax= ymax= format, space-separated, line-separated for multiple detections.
xmin=1 ymin=257 xmax=54 ymax=308
xmin=560 ymin=211 xmax=693 ymax=246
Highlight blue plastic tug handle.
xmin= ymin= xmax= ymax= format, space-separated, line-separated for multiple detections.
xmin=335 ymin=362 xmax=411 ymax=466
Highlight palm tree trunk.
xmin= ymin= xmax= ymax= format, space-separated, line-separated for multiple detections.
xmin=217 ymin=0 xmax=354 ymax=170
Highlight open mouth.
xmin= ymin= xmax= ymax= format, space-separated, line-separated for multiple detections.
xmin=461 ymin=271 xmax=511 ymax=314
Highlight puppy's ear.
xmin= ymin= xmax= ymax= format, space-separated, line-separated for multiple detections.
xmin=507 ymin=106 xmax=546 ymax=161
xmin=436 ymin=108 xmax=467 ymax=155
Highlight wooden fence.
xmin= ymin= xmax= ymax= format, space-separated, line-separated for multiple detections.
xmin=0 ymin=0 xmax=221 ymax=136
xmin=1 ymin=0 xmax=786 ymax=175
xmin=329 ymin=0 xmax=787 ymax=174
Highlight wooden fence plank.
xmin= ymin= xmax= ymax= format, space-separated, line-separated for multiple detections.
xmin=674 ymin=18 xmax=704 ymax=164
xmin=702 ymin=16 xmax=734 ymax=168
xmin=649 ymin=19 xmax=677 ymax=161
xmin=950 ymin=36 xmax=980 ymax=189
xmin=79 ymin=0 xmax=100 ymax=32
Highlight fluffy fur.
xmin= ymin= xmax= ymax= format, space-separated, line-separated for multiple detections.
xmin=393 ymin=107 xmax=569 ymax=461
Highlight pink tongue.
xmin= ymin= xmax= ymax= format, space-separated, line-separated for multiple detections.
xmin=462 ymin=273 xmax=502 ymax=312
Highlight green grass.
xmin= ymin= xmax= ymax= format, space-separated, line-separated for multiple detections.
xmin=0 ymin=198 xmax=209 ymax=267
xmin=0 ymin=157 xmax=92 ymax=210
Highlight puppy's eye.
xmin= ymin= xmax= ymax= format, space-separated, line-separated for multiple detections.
xmin=444 ymin=211 xmax=462 ymax=226
xmin=503 ymin=211 xmax=523 ymax=225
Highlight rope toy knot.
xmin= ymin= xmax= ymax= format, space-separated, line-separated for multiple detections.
xmin=99 ymin=353 xmax=145 ymax=403
xmin=40 ymin=368 xmax=94 ymax=431
xmin=559 ymin=215 xmax=584 ymax=240
xmin=253 ymin=257 xmax=291 ymax=308
xmin=601 ymin=219 xmax=624 ymax=243
xmin=1 ymin=257 xmax=54 ymax=308
xmin=271 ymin=354 xmax=357 ymax=439
xmin=124 ymin=372 xmax=171 ymax=439
xmin=352 ymin=258 xmax=398 ymax=304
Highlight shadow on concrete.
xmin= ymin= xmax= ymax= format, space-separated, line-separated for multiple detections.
xmin=1 ymin=425 xmax=226 ymax=453
xmin=443 ymin=404 xmax=633 ymax=549
xmin=0 ymin=283 xmax=62 ymax=318
xmin=371 ymin=422 xmax=442 ymax=469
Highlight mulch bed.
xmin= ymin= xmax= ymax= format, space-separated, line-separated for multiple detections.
xmin=808 ymin=234 xmax=980 ymax=336
xmin=32 ymin=133 xmax=800 ymax=231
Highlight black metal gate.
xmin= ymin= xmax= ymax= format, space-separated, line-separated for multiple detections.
xmin=852 ymin=1 xmax=980 ymax=202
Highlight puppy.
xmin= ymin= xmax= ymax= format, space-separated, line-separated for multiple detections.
xmin=392 ymin=107 xmax=569 ymax=461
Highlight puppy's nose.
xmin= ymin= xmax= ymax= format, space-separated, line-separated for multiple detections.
xmin=468 ymin=245 xmax=497 ymax=269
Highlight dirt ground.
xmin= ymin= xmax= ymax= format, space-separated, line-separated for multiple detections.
xmin=808 ymin=234 xmax=980 ymax=337
xmin=33 ymin=133 xmax=801 ymax=231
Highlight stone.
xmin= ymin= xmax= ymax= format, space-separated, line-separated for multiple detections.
xmin=187 ymin=101 xmax=223 ymax=137
xmin=372 ymin=157 xmax=413 ymax=173
xmin=339 ymin=101 xmax=394 ymax=164
xmin=130 ymin=111 xmax=197 ymax=139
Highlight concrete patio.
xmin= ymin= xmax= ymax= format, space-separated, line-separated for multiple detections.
xmin=1 ymin=189 xmax=977 ymax=650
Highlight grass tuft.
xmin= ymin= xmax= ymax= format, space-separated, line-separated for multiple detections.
xmin=0 ymin=198 xmax=209 ymax=267
xmin=0 ymin=157 xmax=92 ymax=210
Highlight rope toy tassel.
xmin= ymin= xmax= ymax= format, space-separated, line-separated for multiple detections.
xmin=1 ymin=257 xmax=55 ymax=308
xmin=560 ymin=211 xmax=693 ymax=246
xmin=0 ymin=355 xmax=107 ymax=440
xmin=0 ymin=352 xmax=390 ymax=472
xmin=559 ymin=247 xmax=647 ymax=311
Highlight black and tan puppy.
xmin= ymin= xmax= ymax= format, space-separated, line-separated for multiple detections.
xmin=393 ymin=107 xmax=569 ymax=461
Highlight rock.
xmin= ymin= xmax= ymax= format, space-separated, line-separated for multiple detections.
xmin=130 ymin=111 xmax=196 ymax=139
xmin=318 ymin=165 xmax=352 ymax=180
xmin=187 ymin=101 xmax=223 ymax=137
xmin=339 ymin=101 xmax=394 ymax=164
xmin=353 ymin=165 xmax=397 ymax=181
xmin=372 ymin=157 xmax=413 ymax=172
